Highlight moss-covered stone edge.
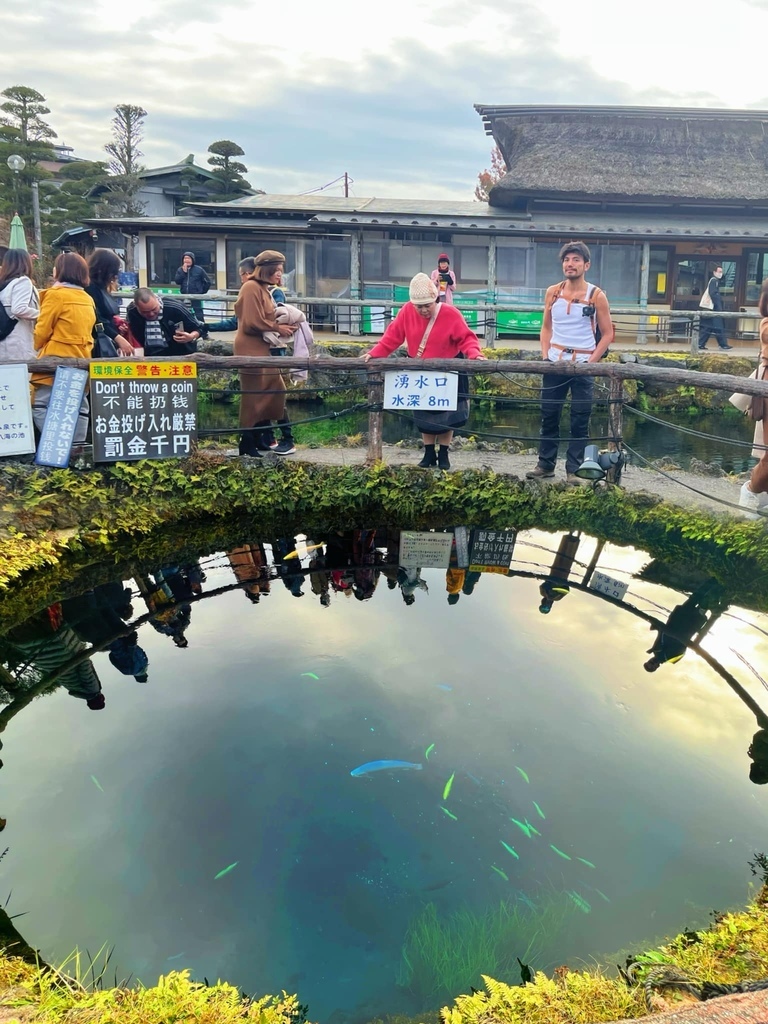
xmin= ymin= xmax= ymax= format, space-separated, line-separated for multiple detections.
xmin=2 ymin=452 xmax=768 ymax=626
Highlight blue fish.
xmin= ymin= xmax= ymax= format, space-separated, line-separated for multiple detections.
xmin=436 ymin=684 xmax=453 ymax=692
xmin=350 ymin=760 xmax=423 ymax=777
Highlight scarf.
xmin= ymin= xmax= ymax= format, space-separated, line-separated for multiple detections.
xmin=143 ymin=298 xmax=167 ymax=353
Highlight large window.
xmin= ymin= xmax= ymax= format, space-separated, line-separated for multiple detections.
xmin=496 ymin=246 xmax=527 ymax=288
xmin=648 ymin=247 xmax=672 ymax=303
xmin=147 ymin=237 xmax=216 ymax=288
xmin=745 ymin=250 xmax=768 ymax=305
xmin=455 ymin=246 xmax=488 ymax=287
xmin=225 ymin=240 xmax=296 ymax=291
xmin=534 ymin=241 xmax=642 ymax=303
xmin=304 ymin=239 xmax=351 ymax=297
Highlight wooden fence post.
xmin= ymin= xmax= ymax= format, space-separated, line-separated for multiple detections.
xmin=607 ymin=375 xmax=625 ymax=484
xmin=365 ymin=369 xmax=384 ymax=465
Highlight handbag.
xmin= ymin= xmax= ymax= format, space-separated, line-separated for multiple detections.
xmin=92 ymin=321 xmax=119 ymax=359
xmin=699 ymin=283 xmax=714 ymax=310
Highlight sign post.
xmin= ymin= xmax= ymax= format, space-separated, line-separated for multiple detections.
xmin=0 ymin=364 xmax=35 ymax=457
xmin=383 ymin=371 xmax=458 ymax=412
xmin=34 ymin=366 xmax=89 ymax=468
xmin=89 ymin=361 xmax=198 ymax=463
xmin=469 ymin=529 xmax=517 ymax=573
xmin=399 ymin=531 xmax=454 ymax=569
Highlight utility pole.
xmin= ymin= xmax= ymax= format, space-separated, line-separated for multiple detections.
xmin=344 ymin=172 xmax=349 ymax=198
xmin=31 ymin=181 xmax=43 ymax=260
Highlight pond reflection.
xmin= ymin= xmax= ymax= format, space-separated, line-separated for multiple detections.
xmin=1 ymin=528 xmax=767 ymax=1022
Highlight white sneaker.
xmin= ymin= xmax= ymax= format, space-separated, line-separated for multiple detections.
xmin=739 ymin=481 xmax=763 ymax=520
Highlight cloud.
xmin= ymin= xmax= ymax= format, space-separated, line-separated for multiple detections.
xmin=3 ymin=0 xmax=765 ymax=200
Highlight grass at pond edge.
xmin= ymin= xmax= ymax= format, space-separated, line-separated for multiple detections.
xmin=2 ymin=451 xmax=768 ymax=623
xmin=1 ymin=889 xmax=767 ymax=1023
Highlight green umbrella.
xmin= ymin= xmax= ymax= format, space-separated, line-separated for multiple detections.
xmin=8 ymin=214 xmax=28 ymax=251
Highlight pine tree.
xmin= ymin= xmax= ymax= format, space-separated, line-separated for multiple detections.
xmin=0 ymin=85 xmax=57 ymax=219
xmin=207 ymin=140 xmax=252 ymax=201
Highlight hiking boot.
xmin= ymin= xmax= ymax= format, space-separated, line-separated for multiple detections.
xmin=273 ymin=439 xmax=296 ymax=455
xmin=526 ymin=465 xmax=555 ymax=480
xmin=418 ymin=446 xmax=437 ymax=468
xmin=239 ymin=432 xmax=262 ymax=457
xmin=566 ymin=472 xmax=588 ymax=486
xmin=437 ymin=446 xmax=450 ymax=470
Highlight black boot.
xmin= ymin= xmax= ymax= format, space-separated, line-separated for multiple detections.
xmin=437 ymin=445 xmax=451 ymax=470
xmin=418 ymin=445 xmax=437 ymax=468
xmin=254 ymin=420 xmax=275 ymax=450
xmin=239 ymin=428 xmax=262 ymax=457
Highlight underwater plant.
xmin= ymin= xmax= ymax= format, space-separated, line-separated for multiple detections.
xmin=395 ymin=894 xmax=576 ymax=1008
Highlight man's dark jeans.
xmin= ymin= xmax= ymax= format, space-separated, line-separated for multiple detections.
xmin=698 ymin=315 xmax=727 ymax=349
xmin=537 ymin=372 xmax=594 ymax=474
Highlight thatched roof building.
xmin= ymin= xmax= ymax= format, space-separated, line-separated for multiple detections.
xmin=475 ymin=105 xmax=768 ymax=210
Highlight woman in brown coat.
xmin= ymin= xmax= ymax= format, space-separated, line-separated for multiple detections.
xmin=234 ymin=251 xmax=297 ymax=456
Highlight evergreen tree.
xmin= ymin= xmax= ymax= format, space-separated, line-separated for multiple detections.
xmin=101 ymin=103 xmax=147 ymax=217
xmin=207 ymin=140 xmax=251 ymax=201
xmin=0 ymin=85 xmax=57 ymax=219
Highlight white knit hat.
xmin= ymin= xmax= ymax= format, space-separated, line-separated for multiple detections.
xmin=409 ymin=273 xmax=438 ymax=305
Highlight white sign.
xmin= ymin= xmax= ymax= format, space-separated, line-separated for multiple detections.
xmin=0 ymin=363 xmax=35 ymax=457
xmin=589 ymin=572 xmax=629 ymax=601
xmin=454 ymin=526 xmax=470 ymax=569
xmin=399 ymin=530 xmax=454 ymax=569
xmin=383 ymin=370 xmax=458 ymax=411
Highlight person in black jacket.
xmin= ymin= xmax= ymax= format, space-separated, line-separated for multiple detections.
xmin=698 ymin=266 xmax=732 ymax=351
xmin=126 ymin=288 xmax=205 ymax=356
xmin=174 ymin=251 xmax=210 ymax=321
xmin=86 ymin=248 xmax=134 ymax=356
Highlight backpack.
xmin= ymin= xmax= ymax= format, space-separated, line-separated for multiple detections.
xmin=547 ymin=281 xmax=610 ymax=344
xmin=0 ymin=301 xmax=18 ymax=342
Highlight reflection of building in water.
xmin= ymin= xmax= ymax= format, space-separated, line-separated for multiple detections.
xmin=539 ymin=533 xmax=581 ymax=615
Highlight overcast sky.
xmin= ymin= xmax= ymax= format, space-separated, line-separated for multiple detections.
xmin=5 ymin=0 xmax=768 ymax=201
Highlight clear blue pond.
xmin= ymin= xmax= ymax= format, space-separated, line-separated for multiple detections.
xmin=1 ymin=528 xmax=767 ymax=1023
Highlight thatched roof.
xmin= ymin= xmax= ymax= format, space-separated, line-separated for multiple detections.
xmin=475 ymin=106 xmax=768 ymax=207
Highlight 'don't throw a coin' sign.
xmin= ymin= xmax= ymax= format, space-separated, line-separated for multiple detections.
xmin=89 ymin=362 xmax=198 ymax=463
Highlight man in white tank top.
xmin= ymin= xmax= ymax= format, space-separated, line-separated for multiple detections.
xmin=526 ymin=242 xmax=614 ymax=484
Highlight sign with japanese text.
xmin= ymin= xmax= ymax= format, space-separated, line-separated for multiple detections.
xmin=0 ymin=364 xmax=35 ymax=457
xmin=89 ymin=362 xmax=198 ymax=463
xmin=383 ymin=370 xmax=458 ymax=411
xmin=453 ymin=526 xmax=470 ymax=569
xmin=588 ymin=572 xmax=628 ymax=601
xmin=469 ymin=529 xmax=517 ymax=571
xmin=399 ymin=531 xmax=454 ymax=569
xmin=35 ymin=366 xmax=88 ymax=468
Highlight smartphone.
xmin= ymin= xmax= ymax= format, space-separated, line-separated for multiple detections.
xmin=175 ymin=321 xmax=185 ymax=332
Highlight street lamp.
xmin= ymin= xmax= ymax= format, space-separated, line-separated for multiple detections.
xmin=6 ymin=153 xmax=43 ymax=259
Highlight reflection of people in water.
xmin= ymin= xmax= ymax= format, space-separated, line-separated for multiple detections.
xmin=273 ymin=538 xmax=306 ymax=597
xmin=462 ymin=570 xmax=482 ymax=596
xmin=352 ymin=529 xmax=379 ymax=602
xmin=644 ymin=580 xmax=726 ymax=672
xmin=539 ymin=533 xmax=581 ymax=614
xmin=398 ymin=567 xmax=428 ymax=606
xmin=748 ymin=729 xmax=768 ymax=785
xmin=135 ymin=567 xmax=198 ymax=648
xmin=3 ymin=605 xmax=105 ymax=709
xmin=63 ymin=582 xmax=148 ymax=682
xmin=307 ymin=542 xmax=331 ymax=607
xmin=445 ymin=531 xmax=466 ymax=605
xmin=228 ymin=544 xmax=270 ymax=604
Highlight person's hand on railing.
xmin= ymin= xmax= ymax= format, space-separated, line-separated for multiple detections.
xmin=361 ymin=351 xmax=373 ymax=361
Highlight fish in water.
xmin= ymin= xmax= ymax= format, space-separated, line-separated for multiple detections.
xmin=566 ymin=891 xmax=591 ymax=914
xmin=442 ymin=773 xmax=455 ymax=801
xmin=214 ymin=862 xmax=239 ymax=880
xmin=436 ymin=684 xmax=453 ymax=692
xmin=440 ymin=806 xmax=458 ymax=821
xmin=517 ymin=957 xmax=532 ymax=985
xmin=524 ymin=819 xmax=542 ymax=837
xmin=491 ymin=865 xmax=509 ymax=882
xmin=550 ymin=845 xmax=571 ymax=861
xmin=510 ymin=817 xmax=532 ymax=838
xmin=425 ymin=744 xmax=435 ymax=760
xmin=350 ymin=760 xmax=423 ymax=777
xmin=301 ymin=672 xmax=320 ymax=680
xmin=167 ymin=953 xmax=186 ymax=961
xmin=421 ymin=877 xmax=455 ymax=892
xmin=500 ymin=841 xmax=519 ymax=860
xmin=576 ymin=857 xmax=596 ymax=869
xmin=532 ymin=801 xmax=546 ymax=820
xmin=90 ymin=775 xmax=104 ymax=792
xmin=515 ymin=766 xmax=530 ymax=784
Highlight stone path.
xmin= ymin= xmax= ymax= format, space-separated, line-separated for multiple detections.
xmin=604 ymin=988 xmax=768 ymax=1024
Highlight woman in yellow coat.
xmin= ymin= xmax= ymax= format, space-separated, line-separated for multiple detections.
xmin=32 ymin=252 xmax=96 ymax=446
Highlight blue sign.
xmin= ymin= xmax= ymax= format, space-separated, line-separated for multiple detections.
xmin=35 ymin=366 xmax=89 ymax=468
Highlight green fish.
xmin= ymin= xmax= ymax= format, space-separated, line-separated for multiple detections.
xmin=440 ymin=806 xmax=458 ymax=821
xmin=491 ymin=865 xmax=509 ymax=882
xmin=515 ymin=766 xmax=530 ymax=784
xmin=510 ymin=817 xmax=532 ymax=838
xmin=576 ymin=857 xmax=596 ymax=869
xmin=524 ymin=819 xmax=542 ymax=837
xmin=550 ymin=845 xmax=572 ymax=861
xmin=442 ymin=772 xmax=455 ymax=801
xmin=593 ymin=888 xmax=611 ymax=903
xmin=532 ymin=801 xmax=546 ymax=820
xmin=214 ymin=862 xmax=239 ymax=880
xmin=90 ymin=775 xmax=104 ymax=793
xmin=425 ymin=743 xmax=435 ymax=760
xmin=301 ymin=672 xmax=319 ymax=680
xmin=500 ymin=841 xmax=519 ymax=860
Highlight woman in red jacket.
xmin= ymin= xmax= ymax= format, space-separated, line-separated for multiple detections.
xmin=362 ymin=273 xmax=485 ymax=469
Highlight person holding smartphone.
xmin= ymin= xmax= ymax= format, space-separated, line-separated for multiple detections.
xmin=430 ymin=254 xmax=456 ymax=305
xmin=126 ymin=288 xmax=206 ymax=356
